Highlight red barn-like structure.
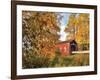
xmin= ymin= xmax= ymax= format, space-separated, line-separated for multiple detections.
xmin=55 ymin=40 xmax=77 ymax=56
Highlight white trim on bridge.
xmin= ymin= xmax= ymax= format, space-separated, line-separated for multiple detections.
xmin=72 ymin=51 xmax=89 ymax=54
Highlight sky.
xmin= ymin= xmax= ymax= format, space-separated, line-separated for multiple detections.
xmin=58 ymin=13 xmax=71 ymax=41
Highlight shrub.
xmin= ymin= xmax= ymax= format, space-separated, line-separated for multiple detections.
xmin=22 ymin=52 xmax=50 ymax=68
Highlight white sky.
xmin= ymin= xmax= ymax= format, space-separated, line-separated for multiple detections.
xmin=58 ymin=13 xmax=70 ymax=41
xmin=59 ymin=25 xmax=68 ymax=41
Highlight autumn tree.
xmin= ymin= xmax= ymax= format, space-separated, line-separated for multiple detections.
xmin=65 ymin=13 xmax=89 ymax=50
xmin=75 ymin=14 xmax=89 ymax=49
xmin=22 ymin=11 xmax=60 ymax=68
xmin=64 ymin=13 xmax=77 ymax=40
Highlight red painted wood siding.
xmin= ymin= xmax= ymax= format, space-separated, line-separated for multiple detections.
xmin=56 ymin=43 xmax=71 ymax=56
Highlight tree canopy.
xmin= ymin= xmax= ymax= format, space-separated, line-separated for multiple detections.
xmin=64 ymin=13 xmax=89 ymax=50
xmin=22 ymin=11 xmax=61 ymax=68
xmin=65 ymin=13 xmax=89 ymax=44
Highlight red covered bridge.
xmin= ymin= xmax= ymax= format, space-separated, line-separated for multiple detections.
xmin=55 ymin=40 xmax=78 ymax=56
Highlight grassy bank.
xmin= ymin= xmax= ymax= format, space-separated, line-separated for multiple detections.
xmin=49 ymin=53 xmax=89 ymax=67
xmin=23 ymin=52 xmax=89 ymax=68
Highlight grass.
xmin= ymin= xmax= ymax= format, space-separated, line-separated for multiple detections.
xmin=23 ymin=52 xmax=89 ymax=68
xmin=50 ymin=53 xmax=89 ymax=67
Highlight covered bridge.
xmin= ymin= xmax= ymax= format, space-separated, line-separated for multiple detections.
xmin=55 ymin=40 xmax=78 ymax=56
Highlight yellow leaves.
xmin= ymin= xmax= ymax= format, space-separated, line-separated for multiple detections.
xmin=22 ymin=11 xmax=61 ymax=60
xmin=75 ymin=14 xmax=89 ymax=44
xmin=65 ymin=13 xmax=89 ymax=45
